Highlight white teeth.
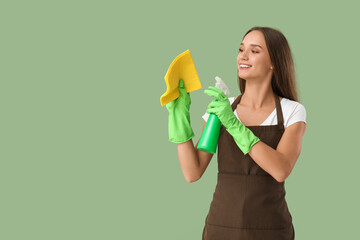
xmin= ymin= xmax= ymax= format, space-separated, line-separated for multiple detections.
xmin=240 ymin=64 xmax=251 ymax=68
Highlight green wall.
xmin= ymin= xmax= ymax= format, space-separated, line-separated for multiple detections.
xmin=1 ymin=0 xmax=359 ymax=239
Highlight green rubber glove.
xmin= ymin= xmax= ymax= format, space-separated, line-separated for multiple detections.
xmin=204 ymin=86 xmax=260 ymax=155
xmin=166 ymin=79 xmax=195 ymax=143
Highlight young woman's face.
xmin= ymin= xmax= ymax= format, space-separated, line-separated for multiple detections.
xmin=237 ymin=30 xmax=273 ymax=80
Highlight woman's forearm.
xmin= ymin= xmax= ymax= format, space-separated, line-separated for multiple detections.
xmin=177 ymin=139 xmax=201 ymax=183
xmin=249 ymin=141 xmax=288 ymax=182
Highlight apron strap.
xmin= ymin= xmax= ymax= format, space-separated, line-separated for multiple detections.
xmin=273 ymin=91 xmax=284 ymax=127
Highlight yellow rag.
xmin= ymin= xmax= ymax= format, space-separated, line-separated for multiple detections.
xmin=160 ymin=49 xmax=202 ymax=106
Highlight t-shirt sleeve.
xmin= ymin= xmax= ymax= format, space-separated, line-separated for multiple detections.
xmin=202 ymin=111 xmax=210 ymax=122
xmin=286 ymin=103 xmax=307 ymax=128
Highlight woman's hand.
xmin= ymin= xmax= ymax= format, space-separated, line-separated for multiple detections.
xmin=166 ymin=80 xmax=194 ymax=143
xmin=204 ymin=86 xmax=260 ymax=155
xmin=204 ymin=86 xmax=237 ymax=129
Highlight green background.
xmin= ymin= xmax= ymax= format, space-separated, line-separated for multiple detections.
xmin=1 ymin=0 xmax=359 ymax=239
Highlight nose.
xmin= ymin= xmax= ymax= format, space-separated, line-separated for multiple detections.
xmin=238 ymin=50 xmax=248 ymax=62
xmin=241 ymin=50 xmax=249 ymax=60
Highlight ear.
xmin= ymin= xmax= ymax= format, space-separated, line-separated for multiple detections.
xmin=270 ymin=65 xmax=274 ymax=70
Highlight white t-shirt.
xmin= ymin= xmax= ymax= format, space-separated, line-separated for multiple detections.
xmin=202 ymin=97 xmax=307 ymax=129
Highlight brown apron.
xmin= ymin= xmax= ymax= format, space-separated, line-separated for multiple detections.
xmin=202 ymin=92 xmax=295 ymax=240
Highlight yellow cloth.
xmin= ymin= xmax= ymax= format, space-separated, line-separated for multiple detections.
xmin=160 ymin=49 xmax=202 ymax=106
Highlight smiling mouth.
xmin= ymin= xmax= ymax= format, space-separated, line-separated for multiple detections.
xmin=239 ymin=64 xmax=252 ymax=69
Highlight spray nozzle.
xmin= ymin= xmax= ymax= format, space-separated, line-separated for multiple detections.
xmin=214 ymin=76 xmax=230 ymax=95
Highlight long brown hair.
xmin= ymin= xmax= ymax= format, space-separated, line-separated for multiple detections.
xmin=238 ymin=26 xmax=299 ymax=102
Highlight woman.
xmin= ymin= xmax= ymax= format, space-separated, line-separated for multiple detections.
xmin=166 ymin=26 xmax=307 ymax=240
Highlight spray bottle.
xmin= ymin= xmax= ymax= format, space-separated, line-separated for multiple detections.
xmin=197 ymin=76 xmax=230 ymax=154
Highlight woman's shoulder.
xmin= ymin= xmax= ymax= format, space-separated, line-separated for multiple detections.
xmin=281 ymin=97 xmax=306 ymax=111
xmin=281 ymin=97 xmax=307 ymax=126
